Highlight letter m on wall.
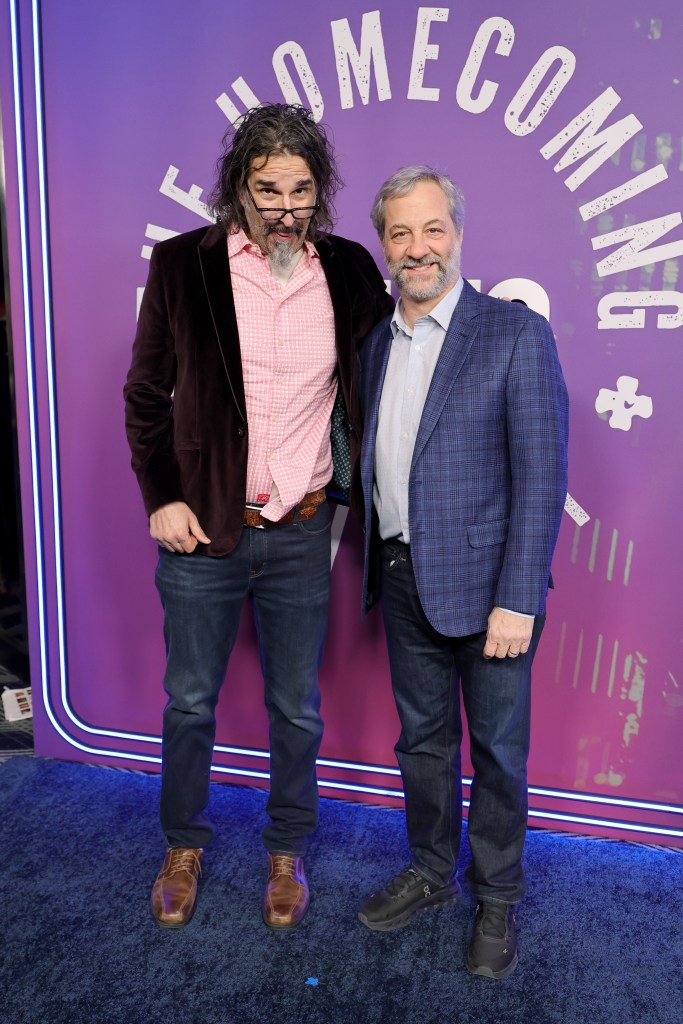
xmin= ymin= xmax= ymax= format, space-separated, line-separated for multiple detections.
xmin=540 ymin=87 xmax=642 ymax=191
xmin=331 ymin=10 xmax=392 ymax=108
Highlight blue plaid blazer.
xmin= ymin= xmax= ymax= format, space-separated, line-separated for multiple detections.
xmin=359 ymin=280 xmax=569 ymax=636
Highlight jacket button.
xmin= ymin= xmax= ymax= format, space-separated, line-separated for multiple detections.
xmin=237 ymin=426 xmax=245 ymax=437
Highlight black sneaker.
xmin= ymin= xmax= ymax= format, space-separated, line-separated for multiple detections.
xmin=466 ymin=901 xmax=518 ymax=979
xmin=358 ymin=867 xmax=461 ymax=932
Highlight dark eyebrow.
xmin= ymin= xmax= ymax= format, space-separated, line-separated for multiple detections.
xmin=253 ymin=177 xmax=314 ymax=188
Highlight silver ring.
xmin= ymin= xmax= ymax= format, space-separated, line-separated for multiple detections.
xmin=509 ymin=652 xmax=519 ymax=658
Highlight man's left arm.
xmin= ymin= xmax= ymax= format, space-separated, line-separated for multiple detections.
xmin=486 ymin=314 xmax=569 ymax=656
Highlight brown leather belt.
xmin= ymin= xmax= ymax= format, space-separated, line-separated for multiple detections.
xmin=243 ymin=489 xmax=326 ymax=529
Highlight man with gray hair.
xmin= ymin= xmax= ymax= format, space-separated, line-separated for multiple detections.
xmin=356 ymin=166 xmax=568 ymax=978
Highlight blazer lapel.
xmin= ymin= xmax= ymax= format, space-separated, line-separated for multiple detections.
xmin=360 ymin=321 xmax=393 ymax=509
xmin=197 ymin=225 xmax=247 ymax=421
xmin=411 ymin=279 xmax=481 ymax=466
xmin=317 ymin=235 xmax=352 ymax=356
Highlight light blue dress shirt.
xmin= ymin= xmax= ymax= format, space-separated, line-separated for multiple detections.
xmin=373 ymin=277 xmax=532 ymax=621
xmin=374 ymin=278 xmax=464 ymax=543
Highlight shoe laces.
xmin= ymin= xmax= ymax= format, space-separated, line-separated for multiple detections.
xmin=386 ymin=867 xmax=422 ymax=896
xmin=269 ymin=855 xmax=297 ymax=879
xmin=166 ymin=848 xmax=202 ymax=876
xmin=477 ymin=902 xmax=510 ymax=939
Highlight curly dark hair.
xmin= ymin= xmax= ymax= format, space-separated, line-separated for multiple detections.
xmin=207 ymin=104 xmax=343 ymax=239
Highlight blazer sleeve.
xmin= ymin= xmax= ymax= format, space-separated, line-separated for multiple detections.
xmin=123 ymin=244 xmax=183 ymax=516
xmin=494 ymin=315 xmax=569 ymax=614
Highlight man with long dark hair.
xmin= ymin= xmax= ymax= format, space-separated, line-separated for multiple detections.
xmin=124 ymin=104 xmax=391 ymax=930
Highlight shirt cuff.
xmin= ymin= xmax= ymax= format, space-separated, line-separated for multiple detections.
xmin=497 ymin=607 xmax=535 ymax=620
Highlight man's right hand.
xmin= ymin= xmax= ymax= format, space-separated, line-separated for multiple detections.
xmin=149 ymin=502 xmax=211 ymax=553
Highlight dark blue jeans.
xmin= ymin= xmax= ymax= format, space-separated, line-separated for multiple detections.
xmin=154 ymin=502 xmax=332 ymax=854
xmin=379 ymin=540 xmax=545 ymax=904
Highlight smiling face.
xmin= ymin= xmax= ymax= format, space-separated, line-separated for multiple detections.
xmin=243 ymin=152 xmax=317 ymax=268
xmin=381 ymin=180 xmax=463 ymax=310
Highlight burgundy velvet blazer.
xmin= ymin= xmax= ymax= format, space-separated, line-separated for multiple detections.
xmin=124 ymin=223 xmax=392 ymax=556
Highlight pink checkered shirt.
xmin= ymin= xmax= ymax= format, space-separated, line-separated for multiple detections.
xmin=228 ymin=229 xmax=337 ymax=522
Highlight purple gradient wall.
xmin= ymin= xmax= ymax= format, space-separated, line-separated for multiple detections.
xmin=1 ymin=0 xmax=681 ymax=844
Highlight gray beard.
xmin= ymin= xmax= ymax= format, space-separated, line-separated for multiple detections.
xmin=395 ymin=264 xmax=450 ymax=303
xmin=387 ymin=250 xmax=461 ymax=303
xmin=267 ymin=238 xmax=301 ymax=270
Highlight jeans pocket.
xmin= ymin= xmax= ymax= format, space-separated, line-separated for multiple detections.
xmin=296 ymin=501 xmax=332 ymax=536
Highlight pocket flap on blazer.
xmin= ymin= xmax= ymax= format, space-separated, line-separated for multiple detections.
xmin=467 ymin=518 xmax=509 ymax=548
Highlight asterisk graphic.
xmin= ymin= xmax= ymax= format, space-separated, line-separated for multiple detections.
xmin=594 ymin=376 xmax=653 ymax=431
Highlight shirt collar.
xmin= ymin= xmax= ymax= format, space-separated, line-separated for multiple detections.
xmin=390 ymin=275 xmax=464 ymax=338
xmin=227 ymin=227 xmax=319 ymax=261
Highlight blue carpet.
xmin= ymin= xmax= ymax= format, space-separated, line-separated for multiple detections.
xmin=0 ymin=757 xmax=680 ymax=1024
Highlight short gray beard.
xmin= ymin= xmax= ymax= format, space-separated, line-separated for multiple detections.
xmin=386 ymin=249 xmax=460 ymax=303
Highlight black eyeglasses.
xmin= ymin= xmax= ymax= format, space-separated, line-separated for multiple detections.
xmin=246 ymin=185 xmax=319 ymax=222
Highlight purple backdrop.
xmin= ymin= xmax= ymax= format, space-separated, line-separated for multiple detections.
xmin=1 ymin=0 xmax=681 ymax=844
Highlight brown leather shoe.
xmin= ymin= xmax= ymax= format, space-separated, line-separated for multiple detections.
xmin=262 ymin=854 xmax=309 ymax=930
xmin=151 ymin=847 xmax=203 ymax=928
